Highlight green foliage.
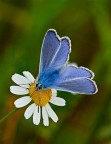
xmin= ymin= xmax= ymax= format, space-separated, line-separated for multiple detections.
xmin=0 ymin=0 xmax=111 ymax=144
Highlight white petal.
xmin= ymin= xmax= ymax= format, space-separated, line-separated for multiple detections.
xmin=10 ymin=86 xmax=29 ymax=95
xmin=50 ymin=97 xmax=66 ymax=106
xmin=14 ymin=96 xmax=31 ymax=108
xmin=45 ymin=103 xmax=58 ymax=122
xmin=33 ymin=106 xmax=41 ymax=125
xmin=24 ymin=103 xmax=36 ymax=119
xmin=51 ymin=89 xmax=57 ymax=97
xmin=42 ymin=107 xmax=49 ymax=126
xmin=20 ymin=84 xmax=29 ymax=88
xmin=23 ymin=71 xmax=35 ymax=83
xmin=12 ymin=73 xmax=31 ymax=85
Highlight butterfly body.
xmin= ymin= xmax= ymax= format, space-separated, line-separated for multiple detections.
xmin=38 ymin=66 xmax=63 ymax=88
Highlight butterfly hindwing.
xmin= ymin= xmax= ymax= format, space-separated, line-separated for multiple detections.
xmin=58 ymin=65 xmax=94 ymax=80
xmin=40 ymin=65 xmax=97 ymax=94
xmin=50 ymin=77 xmax=97 ymax=94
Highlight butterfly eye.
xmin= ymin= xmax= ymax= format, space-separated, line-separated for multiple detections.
xmin=36 ymin=83 xmax=43 ymax=90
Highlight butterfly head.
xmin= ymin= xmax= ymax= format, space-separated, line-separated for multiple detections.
xmin=36 ymin=83 xmax=43 ymax=90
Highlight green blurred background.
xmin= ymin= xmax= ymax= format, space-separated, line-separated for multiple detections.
xmin=0 ymin=0 xmax=111 ymax=144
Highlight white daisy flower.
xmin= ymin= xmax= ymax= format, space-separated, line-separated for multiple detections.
xmin=10 ymin=71 xmax=66 ymax=126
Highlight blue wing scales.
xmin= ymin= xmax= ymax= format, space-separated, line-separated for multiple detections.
xmin=49 ymin=78 xmax=97 ymax=94
xmin=38 ymin=65 xmax=97 ymax=94
xmin=39 ymin=29 xmax=60 ymax=74
xmin=38 ymin=29 xmax=97 ymax=95
xmin=50 ymin=38 xmax=71 ymax=67
xmin=59 ymin=65 xmax=94 ymax=80
xmin=39 ymin=29 xmax=71 ymax=79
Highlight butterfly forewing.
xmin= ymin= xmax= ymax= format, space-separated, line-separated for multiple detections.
xmin=50 ymin=38 xmax=71 ymax=67
xmin=38 ymin=29 xmax=71 ymax=83
xmin=39 ymin=29 xmax=60 ymax=74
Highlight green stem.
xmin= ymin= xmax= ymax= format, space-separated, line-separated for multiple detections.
xmin=0 ymin=108 xmax=18 ymax=124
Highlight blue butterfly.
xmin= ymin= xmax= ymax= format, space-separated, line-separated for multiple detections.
xmin=36 ymin=29 xmax=98 ymax=95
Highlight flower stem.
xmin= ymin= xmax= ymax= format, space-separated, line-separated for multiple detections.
xmin=0 ymin=108 xmax=18 ymax=124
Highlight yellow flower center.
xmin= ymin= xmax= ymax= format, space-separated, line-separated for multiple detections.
xmin=29 ymin=83 xmax=52 ymax=106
